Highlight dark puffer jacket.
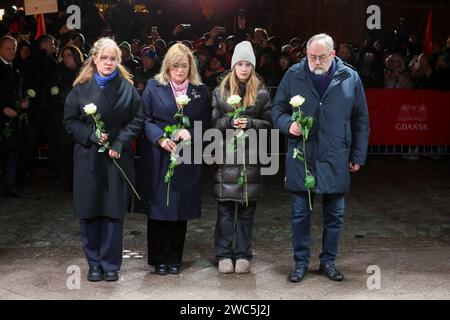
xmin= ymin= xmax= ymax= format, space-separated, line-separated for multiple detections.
xmin=211 ymin=80 xmax=272 ymax=203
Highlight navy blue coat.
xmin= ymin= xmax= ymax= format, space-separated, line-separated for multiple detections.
xmin=64 ymin=75 xmax=144 ymax=219
xmin=134 ymin=79 xmax=211 ymax=221
xmin=272 ymin=57 xmax=370 ymax=194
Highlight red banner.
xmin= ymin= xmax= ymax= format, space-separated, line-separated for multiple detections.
xmin=366 ymin=89 xmax=450 ymax=145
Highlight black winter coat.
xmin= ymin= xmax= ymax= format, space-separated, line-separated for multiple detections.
xmin=63 ymin=74 xmax=143 ymax=219
xmin=211 ymin=81 xmax=272 ymax=203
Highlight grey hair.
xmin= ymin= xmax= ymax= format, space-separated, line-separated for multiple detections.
xmin=0 ymin=35 xmax=17 ymax=48
xmin=306 ymin=33 xmax=334 ymax=51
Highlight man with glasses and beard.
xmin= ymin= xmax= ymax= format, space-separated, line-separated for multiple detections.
xmin=272 ymin=33 xmax=370 ymax=283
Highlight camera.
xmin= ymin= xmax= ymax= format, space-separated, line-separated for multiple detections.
xmin=180 ymin=24 xmax=191 ymax=30
xmin=151 ymin=26 xmax=158 ymax=33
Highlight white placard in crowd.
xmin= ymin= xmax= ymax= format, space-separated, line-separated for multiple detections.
xmin=24 ymin=0 xmax=58 ymax=16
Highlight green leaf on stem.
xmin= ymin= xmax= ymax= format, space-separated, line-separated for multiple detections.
xmin=303 ymin=127 xmax=310 ymax=140
xmin=182 ymin=115 xmax=190 ymax=128
xmin=293 ymin=148 xmax=304 ymax=161
xmin=305 ymin=175 xmax=316 ymax=189
xmin=304 ymin=116 xmax=313 ymax=130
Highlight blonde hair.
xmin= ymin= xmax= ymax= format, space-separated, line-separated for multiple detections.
xmin=154 ymin=43 xmax=202 ymax=86
xmin=73 ymin=37 xmax=133 ymax=87
xmin=220 ymin=67 xmax=260 ymax=107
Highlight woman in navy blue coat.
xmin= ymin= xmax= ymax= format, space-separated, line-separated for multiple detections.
xmin=134 ymin=43 xmax=211 ymax=275
xmin=64 ymin=38 xmax=143 ymax=282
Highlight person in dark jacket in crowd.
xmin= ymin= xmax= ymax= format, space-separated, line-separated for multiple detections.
xmin=211 ymin=41 xmax=272 ymax=274
xmin=46 ymin=45 xmax=84 ymax=187
xmin=272 ymin=34 xmax=369 ymax=283
xmin=22 ymin=34 xmax=59 ymax=177
xmin=134 ymin=43 xmax=211 ymax=276
xmin=0 ymin=36 xmax=29 ymax=197
xmin=119 ymin=41 xmax=140 ymax=77
xmin=430 ymin=53 xmax=450 ymax=91
xmin=64 ymin=38 xmax=143 ymax=282
xmin=134 ymin=47 xmax=160 ymax=94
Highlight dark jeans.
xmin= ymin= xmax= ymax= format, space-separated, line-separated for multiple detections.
xmin=1 ymin=151 xmax=18 ymax=191
xmin=291 ymin=192 xmax=345 ymax=265
xmin=147 ymin=218 xmax=187 ymax=267
xmin=80 ymin=216 xmax=123 ymax=272
xmin=214 ymin=201 xmax=256 ymax=261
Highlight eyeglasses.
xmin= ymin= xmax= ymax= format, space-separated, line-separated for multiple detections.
xmin=171 ymin=64 xmax=189 ymax=70
xmin=99 ymin=55 xmax=117 ymax=63
xmin=308 ymin=52 xmax=332 ymax=63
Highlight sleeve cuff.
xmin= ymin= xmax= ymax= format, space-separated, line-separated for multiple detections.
xmin=89 ymin=132 xmax=98 ymax=144
xmin=111 ymin=140 xmax=123 ymax=153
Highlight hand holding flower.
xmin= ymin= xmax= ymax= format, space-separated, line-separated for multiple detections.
xmin=3 ymin=107 xmax=18 ymax=118
xmin=20 ymin=99 xmax=30 ymax=109
xmin=174 ymin=128 xmax=191 ymax=141
xmin=159 ymin=138 xmax=177 ymax=153
xmin=233 ymin=118 xmax=248 ymax=129
xmin=109 ymin=149 xmax=121 ymax=159
xmin=98 ymin=133 xmax=109 ymax=145
xmin=83 ymin=103 xmax=140 ymax=200
xmin=289 ymin=121 xmax=301 ymax=136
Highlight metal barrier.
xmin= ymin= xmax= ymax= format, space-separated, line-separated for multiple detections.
xmin=367 ymin=145 xmax=449 ymax=155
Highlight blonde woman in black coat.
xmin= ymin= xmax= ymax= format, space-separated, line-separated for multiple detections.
xmin=211 ymin=41 xmax=272 ymax=274
xmin=64 ymin=38 xmax=143 ymax=282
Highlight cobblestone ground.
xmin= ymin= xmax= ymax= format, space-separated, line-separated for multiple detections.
xmin=0 ymin=156 xmax=449 ymax=300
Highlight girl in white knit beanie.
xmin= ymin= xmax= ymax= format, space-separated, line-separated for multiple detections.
xmin=210 ymin=40 xmax=273 ymax=274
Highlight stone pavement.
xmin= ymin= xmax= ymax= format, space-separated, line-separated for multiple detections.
xmin=0 ymin=156 xmax=449 ymax=300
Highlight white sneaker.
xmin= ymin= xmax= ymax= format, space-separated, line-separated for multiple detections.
xmin=235 ymin=259 xmax=250 ymax=274
xmin=218 ymin=259 xmax=234 ymax=273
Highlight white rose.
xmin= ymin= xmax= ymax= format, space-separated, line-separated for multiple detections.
xmin=175 ymin=95 xmax=191 ymax=106
xmin=50 ymin=86 xmax=59 ymax=96
xmin=227 ymin=95 xmax=242 ymax=106
xmin=27 ymin=89 xmax=36 ymax=98
xmin=83 ymin=103 xmax=97 ymax=115
xmin=289 ymin=95 xmax=305 ymax=108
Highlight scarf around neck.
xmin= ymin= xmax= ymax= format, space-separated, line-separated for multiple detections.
xmin=95 ymin=69 xmax=118 ymax=90
xmin=170 ymin=78 xmax=189 ymax=99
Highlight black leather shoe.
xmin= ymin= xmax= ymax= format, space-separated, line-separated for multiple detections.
xmin=154 ymin=264 xmax=168 ymax=275
xmin=167 ymin=265 xmax=180 ymax=274
xmin=103 ymin=271 xmax=119 ymax=281
xmin=87 ymin=266 xmax=103 ymax=282
xmin=289 ymin=263 xmax=308 ymax=282
xmin=319 ymin=264 xmax=345 ymax=281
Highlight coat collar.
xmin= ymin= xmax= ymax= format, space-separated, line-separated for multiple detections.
xmin=293 ymin=57 xmax=351 ymax=99
xmin=87 ymin=74 xmax=122 ymax=110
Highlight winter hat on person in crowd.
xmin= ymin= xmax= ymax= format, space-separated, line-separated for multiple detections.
xmin=231 ymin=41 xmax=256 ymax=69
xmin=119 ymin=41 xmax=131 ymax=54
xmin=140 ymin=47 xmax=158 ymax=61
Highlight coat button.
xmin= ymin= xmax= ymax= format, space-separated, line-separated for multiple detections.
xmin=319 ymin=102 xmax=323 ymax=106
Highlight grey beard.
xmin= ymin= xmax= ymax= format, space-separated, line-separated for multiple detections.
xmin=312 ymin=68 xmax=326 ymax=75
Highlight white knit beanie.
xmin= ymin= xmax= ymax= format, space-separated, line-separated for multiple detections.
xmin=231 ymin=41 xmax=256 ymax=69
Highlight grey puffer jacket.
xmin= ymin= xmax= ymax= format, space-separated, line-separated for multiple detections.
xmin=211 ymin=81 xmax=272 ymax=203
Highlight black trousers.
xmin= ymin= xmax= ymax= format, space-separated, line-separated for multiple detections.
xmin=147 ymin=218 xmax=187 ymax=267
xmin=1 ymin=151 xmax=18 ymax=191
xmin=80 ymin=216 xmax=123 ymax=272
xmin=214 ymin=201 xmax=256 ymax=261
